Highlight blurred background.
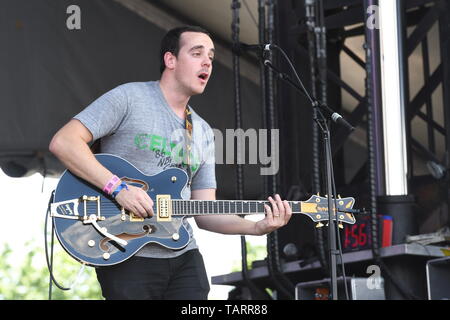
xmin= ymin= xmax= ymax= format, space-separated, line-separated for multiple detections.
xmin=1 ymin=0 xmax=449 ymax=300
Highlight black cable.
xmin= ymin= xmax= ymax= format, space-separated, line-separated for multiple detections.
xmin=44 ymin=190 xmax=71 ymax=299
xmin=305 ymin=5 xmax=322 ymax=273
xmin=232 ymin=0 xmax=270 ymax=300
xmin=326 ymin=131 xmax=350 ymax=300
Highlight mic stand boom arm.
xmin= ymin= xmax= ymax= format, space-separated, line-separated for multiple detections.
xmin=263 ymin=60 xmax=354 ymax=132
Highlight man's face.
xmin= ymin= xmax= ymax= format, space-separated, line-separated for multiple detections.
xmin=170 ymin=31 xmax=215 ymax=96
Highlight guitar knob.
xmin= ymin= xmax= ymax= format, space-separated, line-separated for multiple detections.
xmin=172 ymin=233 xmax=180 ymax=241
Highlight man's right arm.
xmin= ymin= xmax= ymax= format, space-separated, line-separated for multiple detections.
xmin=49 ymin=119 xmax=153 ymax=218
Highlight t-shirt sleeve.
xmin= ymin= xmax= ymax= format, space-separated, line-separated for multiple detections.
xmin=190 ymin=122 xmax=217 ymax=191
xmin=73 ymin=84 xmax=129 ymax=141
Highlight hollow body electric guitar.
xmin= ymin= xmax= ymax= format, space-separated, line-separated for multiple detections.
xmin=51 ymin=154 xmax=356 ymax=266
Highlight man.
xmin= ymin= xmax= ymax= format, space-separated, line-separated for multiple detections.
xmin=49 ymin=26 xmax=292 ymax=300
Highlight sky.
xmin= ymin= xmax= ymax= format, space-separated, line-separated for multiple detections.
xmin=0 ymin=168 xmax=266 ymax=300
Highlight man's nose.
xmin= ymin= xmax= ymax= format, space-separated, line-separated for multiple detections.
xmin=202 ymin=56 xmax=211 ymax=67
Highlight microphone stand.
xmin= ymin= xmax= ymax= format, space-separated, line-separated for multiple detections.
xmin=264 ymin=58 xmax=353 ymax=300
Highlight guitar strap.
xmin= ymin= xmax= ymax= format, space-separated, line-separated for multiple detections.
xmin=184 ymin=105 xmax=193 ymax=187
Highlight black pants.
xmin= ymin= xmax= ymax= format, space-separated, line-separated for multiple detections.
xmin=95 ymin=249 xmax=210 ymax=300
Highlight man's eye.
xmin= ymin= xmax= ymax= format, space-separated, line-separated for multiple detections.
xmin=193 ymin=52 xmax=201 ymax=56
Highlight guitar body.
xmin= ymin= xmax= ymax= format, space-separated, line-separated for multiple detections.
xmin=53 ymin=154 xmax=190 ymax=266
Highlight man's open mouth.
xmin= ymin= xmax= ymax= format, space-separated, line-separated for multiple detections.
xmin=198 ymin=72 xmax=209 ymax=81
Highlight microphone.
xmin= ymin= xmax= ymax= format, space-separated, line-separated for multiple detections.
xmin=233 ymin=42 xmax=275 ymax=56
xmin=315 ymin=102 xmax=355 ymax=132
xmin=331 ymin=112 xmax=355 ymax=132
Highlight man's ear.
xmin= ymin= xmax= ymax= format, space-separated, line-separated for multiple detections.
xmin=163 ymin=52 xmax=176 ymax=70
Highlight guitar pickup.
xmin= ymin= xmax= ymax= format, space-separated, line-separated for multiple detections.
xmin=157 ymin=195 xmax=172 ymax=222
xmin=129 ymin=212 xmax=144 ymax=222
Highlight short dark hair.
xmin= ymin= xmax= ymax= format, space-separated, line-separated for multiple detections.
xmin=159 ymin=26 xmax=212 ymax=74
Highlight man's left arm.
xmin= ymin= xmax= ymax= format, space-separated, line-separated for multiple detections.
xmin=192 ymin=189 xmax=292 ymax=236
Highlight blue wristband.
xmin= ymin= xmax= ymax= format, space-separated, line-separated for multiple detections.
xmin=111 ymin=182 xmax=128 ymax=199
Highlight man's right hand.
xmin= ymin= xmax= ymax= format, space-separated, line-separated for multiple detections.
xmin=114 ymin=185 xmax=154 ymax=218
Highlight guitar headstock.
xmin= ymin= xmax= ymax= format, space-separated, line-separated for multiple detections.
xmin=300 ymin=195 xmax=356 ymax=226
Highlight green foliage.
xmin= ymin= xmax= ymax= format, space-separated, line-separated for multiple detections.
xmin=231 ymin=242 xmax=267 ymax=272
xmin=0 ymin=241 xmax=102 ymax=300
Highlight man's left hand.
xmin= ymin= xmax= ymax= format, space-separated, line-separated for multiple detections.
xmin=255 ymin=194 xmax=292 ymax=235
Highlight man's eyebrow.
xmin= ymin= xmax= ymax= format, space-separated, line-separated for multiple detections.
xmin=189 ymin=45 xmax=216 ymax=55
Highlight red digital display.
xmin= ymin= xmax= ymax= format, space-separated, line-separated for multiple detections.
xmin=342 ymin=215 xmax=392 ymax=251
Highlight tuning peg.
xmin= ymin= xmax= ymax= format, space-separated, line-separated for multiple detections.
xmin=316 ymin=192 xmax=321 ymax=196
xmin=316 ymin=222 xmax=324 ymax=228
xmin=338 ymin=223 xmax=344 ymax=229
xmin=338 ymin=194 xmax=341 ymax=199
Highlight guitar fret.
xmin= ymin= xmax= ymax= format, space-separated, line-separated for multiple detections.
xmin=250 ymin=201 xmax=256 ymax=214
xmin=257 ymin=201 xmax=264 ymax=213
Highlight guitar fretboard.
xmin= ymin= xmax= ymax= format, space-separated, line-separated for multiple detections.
xmin=169 ymin=200 xmax=303 ymax=216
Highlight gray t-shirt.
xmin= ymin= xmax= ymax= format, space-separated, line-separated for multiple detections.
xmin=74 ymin=81 xmax=216 ymax=258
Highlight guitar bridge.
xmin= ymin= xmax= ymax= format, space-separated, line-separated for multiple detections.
xmin=156 ymin=195 xmax=172 ymax=222
xmin=51 ymin=195 xmax=103 ymax=221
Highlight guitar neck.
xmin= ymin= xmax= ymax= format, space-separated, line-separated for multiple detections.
xmin=170 ymin=200 xmax=309 ymax=216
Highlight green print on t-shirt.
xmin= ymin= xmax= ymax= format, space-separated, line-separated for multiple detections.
xmin=134 ymin=133 xmax=199 ymax=173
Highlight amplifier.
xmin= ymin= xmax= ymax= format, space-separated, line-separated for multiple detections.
xmin=295 ymin=277 xmax=386 ymax=300
xmin=426 ymin=256 xmax=450 ymax=300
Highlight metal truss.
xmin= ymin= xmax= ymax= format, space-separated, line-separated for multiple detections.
xmin=278 ymin=0 xmax=449 ymax=216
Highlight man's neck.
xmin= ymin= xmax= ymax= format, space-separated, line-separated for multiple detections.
xmin=159 ymin=77 xmax=190 ymax=119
